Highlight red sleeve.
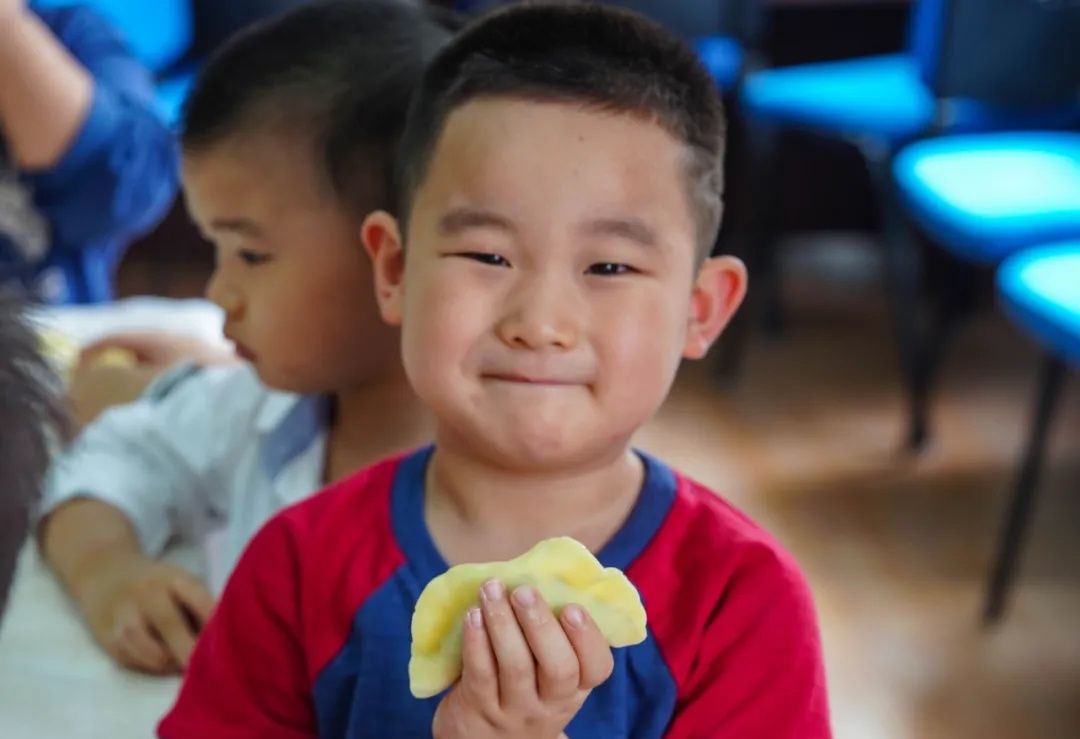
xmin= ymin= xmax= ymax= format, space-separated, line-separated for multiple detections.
xmin=158 ymin=514 xmax=316 ymax=738
xmin=665 ymin=541 xmax=831 ymax=738
xmin=631 ymin=478 xmax=831 ymax=738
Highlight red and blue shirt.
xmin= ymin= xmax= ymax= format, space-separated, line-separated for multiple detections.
xmin=160 ymin=447 xmax=830 ymax=737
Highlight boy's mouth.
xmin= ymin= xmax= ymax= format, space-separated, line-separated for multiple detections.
xmin=483 ymin=373 xmax=581 ymax=386
xmin=230 ymin=339 xmax=257 ymax=362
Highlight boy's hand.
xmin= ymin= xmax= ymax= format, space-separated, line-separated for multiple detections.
xmin=432 ymin=580 xmax=614 ymax=739
xmin=77 ymin=553 xmax=214 ymax=674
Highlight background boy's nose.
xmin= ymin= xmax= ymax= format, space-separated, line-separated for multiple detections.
xmin=203 ymin=271 xmax=243 ymax=319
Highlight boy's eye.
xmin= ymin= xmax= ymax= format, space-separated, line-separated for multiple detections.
xmin=456 ymin=252 xmax=511 ymax=268
xmin=586 ymin=262 xmax=636 ymax=276
xmin=239 ymin=249 xmax=271 ymax=266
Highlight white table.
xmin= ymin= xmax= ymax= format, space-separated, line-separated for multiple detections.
xmin=0 ymin=297 xmax=226 ymax=737
xmin=0 ymin=546 xmax=184 ymax=738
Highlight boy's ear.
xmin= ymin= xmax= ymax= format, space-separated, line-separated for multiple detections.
xmin=682 ymin=255 xmax=748 ymax=360
xmin=360 ymin=210 xmax=406 ymax=327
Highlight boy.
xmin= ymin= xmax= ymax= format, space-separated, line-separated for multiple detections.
xmin=38 ymin=0 xmax=448 ymax=676
xmin=162 ymin=4 xmax=831 ymax=737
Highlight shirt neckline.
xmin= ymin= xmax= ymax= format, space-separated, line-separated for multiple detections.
xmin=390 ymin=445 xmax=677 ymax=583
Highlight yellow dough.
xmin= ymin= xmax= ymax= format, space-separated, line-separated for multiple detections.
xmin=37 ymin=328 xmax=136 ymax=384
xmin=409 ymin=536 xmax=647 ymax=698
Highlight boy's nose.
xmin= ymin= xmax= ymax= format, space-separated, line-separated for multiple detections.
xmin=495 ymin=276 xmax=579 ymax=350
xmin=204 ymin=271 xmax=244 ymax=320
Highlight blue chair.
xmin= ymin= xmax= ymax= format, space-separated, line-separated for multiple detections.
xmin=894 ymin=132 xmax=1080 ymax=266
xmin=985 ymin=242 xmax=1080 ymax=623
xmin=890 ymin=129 xmax=1080 ymax=448
xmin=33 ymin=0 xmax=198 ymax=127
xmin=728 ymin=0 xmax=1080 ymax=448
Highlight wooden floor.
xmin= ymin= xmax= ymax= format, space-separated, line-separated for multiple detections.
xmin=118 ymin=235 xmax=1080 ymax=739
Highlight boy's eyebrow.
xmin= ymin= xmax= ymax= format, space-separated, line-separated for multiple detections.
xmin=438 ymin=207 xmax=516 ymax=236
xmin=582 ymin=217 xmax=658 ymax=248
xmin=208 ymin=218 xmax=263 ymax=237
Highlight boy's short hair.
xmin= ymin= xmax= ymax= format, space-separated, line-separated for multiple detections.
xmin=397 ymin=1 xmax=726 ymax=258
xmin=181 ymin=0 xmax=457 ymax=214
xmin=0 ymin=295 xmax=65 ymax=620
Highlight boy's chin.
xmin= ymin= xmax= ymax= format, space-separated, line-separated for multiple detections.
xmin=463 ymin=429 xmax=632 ymax=474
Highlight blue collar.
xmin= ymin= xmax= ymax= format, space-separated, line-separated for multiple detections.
xmin=258 ymin=394 xmax=331 ymax=479
xmin=390 ymin=446 xmax=677 ymax=582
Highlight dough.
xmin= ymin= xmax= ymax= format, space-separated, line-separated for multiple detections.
xmin=409 ymin=536 xmax=647 ymax=698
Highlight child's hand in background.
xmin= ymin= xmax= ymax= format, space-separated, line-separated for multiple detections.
xmin=432 ymin=580 xmax=613 ymax=739
xmin=68 ymin=332 xmax=236 ymax=426
xmin=76 ymin=552 xmax=214 ymax=674
xmin=78 ymin=331 xmax=235 ymax=372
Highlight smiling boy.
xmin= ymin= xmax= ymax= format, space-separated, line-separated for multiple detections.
xmin=162 ymin=5 xmax=830 ymax=737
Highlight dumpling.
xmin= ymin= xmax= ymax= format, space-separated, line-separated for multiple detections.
xmin=409 ymin=536 xmax=647 ymax=698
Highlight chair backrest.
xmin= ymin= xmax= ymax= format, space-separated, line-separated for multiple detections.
xmin=455 ymin=1 xmax=763 ymax=44
xmin=909 ymin=0 xmax=1080 ymax=109
xmin=32 ymin=0 xmax=195 ymax=73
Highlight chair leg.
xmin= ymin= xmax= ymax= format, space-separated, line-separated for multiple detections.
xmin=714 ymin=123 xmax=782 ymax=380
xmin=920 ymin=253 xmax=978 ymax=409
xmin=983 ymin=354 xmax=1066 ymax=625
xmin=868 ymin=156 xmax=931 ymax=451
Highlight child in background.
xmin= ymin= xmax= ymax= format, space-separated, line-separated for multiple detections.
xmin=39 ymin=0 xmax=449 ymax=676
xmin=162 ymin=4 xmax=831 ymax=737
xmin=0 ymin=1 xmax=177 ymax=303
xmin=0 ymin=293 xmax=65 ymax=623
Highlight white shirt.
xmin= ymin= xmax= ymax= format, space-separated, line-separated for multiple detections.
xmin=41 ymin=363 xmax=329 ymax=594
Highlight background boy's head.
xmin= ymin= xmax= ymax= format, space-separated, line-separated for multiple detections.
xmin=179 ymin=0 xmax=453 ymax=393
xmin=0 ymin=295 xmax=65 ymax=622
xmin=363 ymin=3 xmax=746 ymax=470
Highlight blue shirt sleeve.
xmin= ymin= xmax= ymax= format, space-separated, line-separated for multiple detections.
xmin=22 ymin=7 xmax=178 ymax=252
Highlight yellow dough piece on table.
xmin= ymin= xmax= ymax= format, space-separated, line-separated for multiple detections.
xmin=37 ymin=328 xmax=137 ymax=383
xmin=90 ymin=346 xmax=138 ymax=368
xmin=409 ymin=536 xmax=647 ymax=698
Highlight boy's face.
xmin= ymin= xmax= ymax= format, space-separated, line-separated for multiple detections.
xmin=182 ymin=132 xmax=399 ymax=394
xmin=366 ymin=99 xmax=744 ymax=469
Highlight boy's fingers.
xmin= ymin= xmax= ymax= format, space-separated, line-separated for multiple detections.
xmin=460 ymin=607 xmax=498 ymax=717
xmin=144 ymin=589 xmax=198 ymax=668
xmin=510 ymin=586 xmax=580 ymax=702
xmin=478 ymin=579 xmax=535 ymax=709
xmin=561 ymin=604 xmax=614 ymax=689
xmin=171 ymin=575 xmax=215 ymax=627
xmin=113 ymin=602 xmax=173 ymax=673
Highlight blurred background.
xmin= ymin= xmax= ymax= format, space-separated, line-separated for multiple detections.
xmin=1 ymin=1 xmax=1078 ymax=737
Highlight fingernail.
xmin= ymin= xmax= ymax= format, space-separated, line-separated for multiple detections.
xmin=512 ymin=585 xmax=536 ymax=607
xmin=466 ymin=607 xmax=483 ymax=630
xmin=564 ymin=604 xmax=586 ymax=629
xmin=481 ymin=579 xmax=504 ymax=602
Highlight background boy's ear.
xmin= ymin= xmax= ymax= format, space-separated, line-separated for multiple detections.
xmin=682 ymin=256 xmax=748 ymax=360
xmin=360 ymin=211 xmax=406 ymax=326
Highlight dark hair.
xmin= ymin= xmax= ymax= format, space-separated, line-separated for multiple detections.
xmin=181 ymin=0 xmax=456 ymax=214
xmin=397 ymin=1 xmax=726 ymax=257
xmin=0 ymin=295 xmax=66 ymax=622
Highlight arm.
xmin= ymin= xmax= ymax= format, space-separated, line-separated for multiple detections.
xmin=0 ymin=4 xmax=93 ymax=170
xmin=12 ymin=5 xmax=178 ymax=248
xmin=40 ymin=496 xmax=212 ymax=673
xmin=39 ymin=365 xmax=240 ymax=673
xmin=70 ymin=332 xmax=237 ymax=427
xmin=665 ymin=547 xmax=832 ymax=738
